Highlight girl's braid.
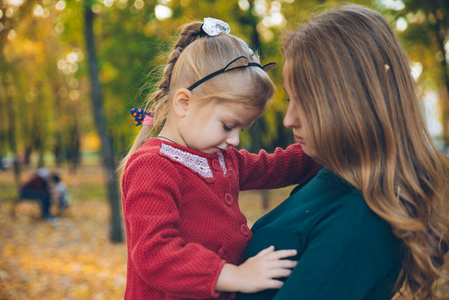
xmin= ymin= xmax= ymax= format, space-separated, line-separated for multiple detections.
xmin=152 ymin=22 xmax=204 ymax=106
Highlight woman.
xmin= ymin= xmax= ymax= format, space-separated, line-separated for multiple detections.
xmin=236 ymin=5 xmax=449 ymax=300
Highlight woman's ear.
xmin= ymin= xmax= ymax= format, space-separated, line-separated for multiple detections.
xmin=172 ymin=88 xmax=194 ymax=117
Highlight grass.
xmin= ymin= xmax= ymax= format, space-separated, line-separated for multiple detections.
xmin=0 ymin=182 xmax=18 ymax=202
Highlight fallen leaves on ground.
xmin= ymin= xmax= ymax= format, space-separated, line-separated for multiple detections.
xmin=0 ymin=201 xmax=127 ymax=300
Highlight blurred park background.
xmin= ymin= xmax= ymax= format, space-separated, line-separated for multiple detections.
xmin=0 ymin=0 xmax=449 ymax=299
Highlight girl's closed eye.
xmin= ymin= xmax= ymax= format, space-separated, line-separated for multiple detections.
xmin=223 ymin=123 xmax=233 ymax=131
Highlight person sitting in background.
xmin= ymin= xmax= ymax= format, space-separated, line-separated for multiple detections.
xmin=51 ymin=173 xmax=70 ymax=215
xmin=19 ymin=168 xmax=54 ymax=221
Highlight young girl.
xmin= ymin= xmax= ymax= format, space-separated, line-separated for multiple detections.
xmin=120 ymin=18 xmax=320 ymax=299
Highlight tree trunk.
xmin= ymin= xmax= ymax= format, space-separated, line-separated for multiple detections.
xmin=2 ymin=70 xmax=21 ymax=191
xmin=68 ymin=117 xmax=81 ymax=173
xmin=84 ymin=0 xmax=123 ymax=243
xmin=32 ymin=103 xmax=45 ymax=168
xmin=24 ymin=146 xmax=32 ymax=165
xmin=52 ymin=84 xmax=64 ymax=166
xmin=54 ymin=133 xmax=63 ymax=166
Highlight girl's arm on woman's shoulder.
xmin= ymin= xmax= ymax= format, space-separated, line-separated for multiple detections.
xmin=228 ymin=144 xmax=321 ymax=191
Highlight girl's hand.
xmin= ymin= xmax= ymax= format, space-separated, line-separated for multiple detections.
xmin=215 ymin=246 xmax=298 ymax=293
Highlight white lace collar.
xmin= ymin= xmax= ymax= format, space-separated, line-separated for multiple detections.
xmin=159 ymin=143 xmax=227 ymax=178
xmin=217 ymin=152 xmax=227 ymax=175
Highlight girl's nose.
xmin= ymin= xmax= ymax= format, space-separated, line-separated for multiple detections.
xmin=226 ymin=132 xmax=240 ymax=147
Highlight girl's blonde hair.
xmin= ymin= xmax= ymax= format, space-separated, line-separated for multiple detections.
xmin=283 ymin=5 xmax=449 ymax=298
xmin=119 ymin=21 xmax=275 ymax=177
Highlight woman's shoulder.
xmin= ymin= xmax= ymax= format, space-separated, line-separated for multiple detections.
xmin=292 ymin=169 xmax=396 ymax=239
xmin=334 ymin=192 xmax=382 ymax=222
xmin=318 ymin=191 xmax=399 ymax=249
xmin=326 ymin=192 xmax=402 ymax=271
xmin=303 ymin=168 xmax=386 ymax=225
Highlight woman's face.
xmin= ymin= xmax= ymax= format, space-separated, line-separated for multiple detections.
xmin=283 ymin=63 xmax=317 ymax=159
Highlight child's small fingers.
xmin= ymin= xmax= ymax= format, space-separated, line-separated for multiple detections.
xmin=269 ymin=268 xmax=292 ymax=278
xmin=255 ymin=245 xmax=275 ymax=257
xmin=268 ymin=249 xmax=297 ymax=260
xmin=276 ymin=259 xmax=298 ymax=269
xmin=265 ymin=279 xmax=284 ymax=290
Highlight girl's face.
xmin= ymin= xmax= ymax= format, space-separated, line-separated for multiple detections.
xmin=179 ymin=100 xmax=263 ymax=154
xmin=282 ymin=63 xmax=317 ymax=158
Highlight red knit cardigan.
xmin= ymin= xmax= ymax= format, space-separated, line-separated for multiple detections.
xmin=121 ymin=138 xmax=320 ymax=300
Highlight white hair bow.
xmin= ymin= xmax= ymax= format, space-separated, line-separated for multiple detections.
xmin=202 ymin=17 xmax=230 ymax=36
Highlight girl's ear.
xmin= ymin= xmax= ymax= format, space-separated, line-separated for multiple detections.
xmin=172 ymin=88 xmax=194 ymax=117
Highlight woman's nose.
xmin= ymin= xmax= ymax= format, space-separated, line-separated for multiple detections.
xmin=283 ymin=102 xmax=298 ymax=128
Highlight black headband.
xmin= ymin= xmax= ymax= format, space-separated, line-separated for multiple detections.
xmin=187 ymin=56 xmax=276 ymax=91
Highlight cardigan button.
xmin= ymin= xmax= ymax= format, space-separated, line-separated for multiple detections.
xmin=240 ymin=224 xmax=250 ymax=236
xmin=224 ymin=193 xmax=233 ymax=206
xmin=212 ymin=159 xmax=221 ymax=171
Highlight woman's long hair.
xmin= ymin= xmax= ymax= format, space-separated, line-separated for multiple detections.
xmin=283 ymin=5 xmax=449 ymax=298
xmin=118 ymin=22 xmax=275 ymax=179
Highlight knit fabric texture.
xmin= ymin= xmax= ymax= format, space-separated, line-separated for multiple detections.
xmin=121 ymin=138 xmax=320 ymax=299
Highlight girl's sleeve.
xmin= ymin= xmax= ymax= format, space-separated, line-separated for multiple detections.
xmin=122 ymin=153 xmax=226 ymax=299
xmin=230 ymin=144 xmax=321 ymax=191
xmin=272 ymin=197 xmax=401 ymax=300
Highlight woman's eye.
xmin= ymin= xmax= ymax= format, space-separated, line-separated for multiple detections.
xmin=223 ymin=124 xmax=233 ymax=131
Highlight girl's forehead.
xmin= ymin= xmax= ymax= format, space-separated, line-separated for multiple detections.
xmin=213 ymin=101 xmax=263 ymax=123
xmin=217 ymin=101 xmax=262 ymax=112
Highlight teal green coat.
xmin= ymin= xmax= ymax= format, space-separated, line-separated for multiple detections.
xmin=236 ymin=167 xmax=402 ymax=300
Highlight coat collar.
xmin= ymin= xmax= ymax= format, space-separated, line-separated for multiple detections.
xmin=153 ymin=139 xmax=228 ymax=179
